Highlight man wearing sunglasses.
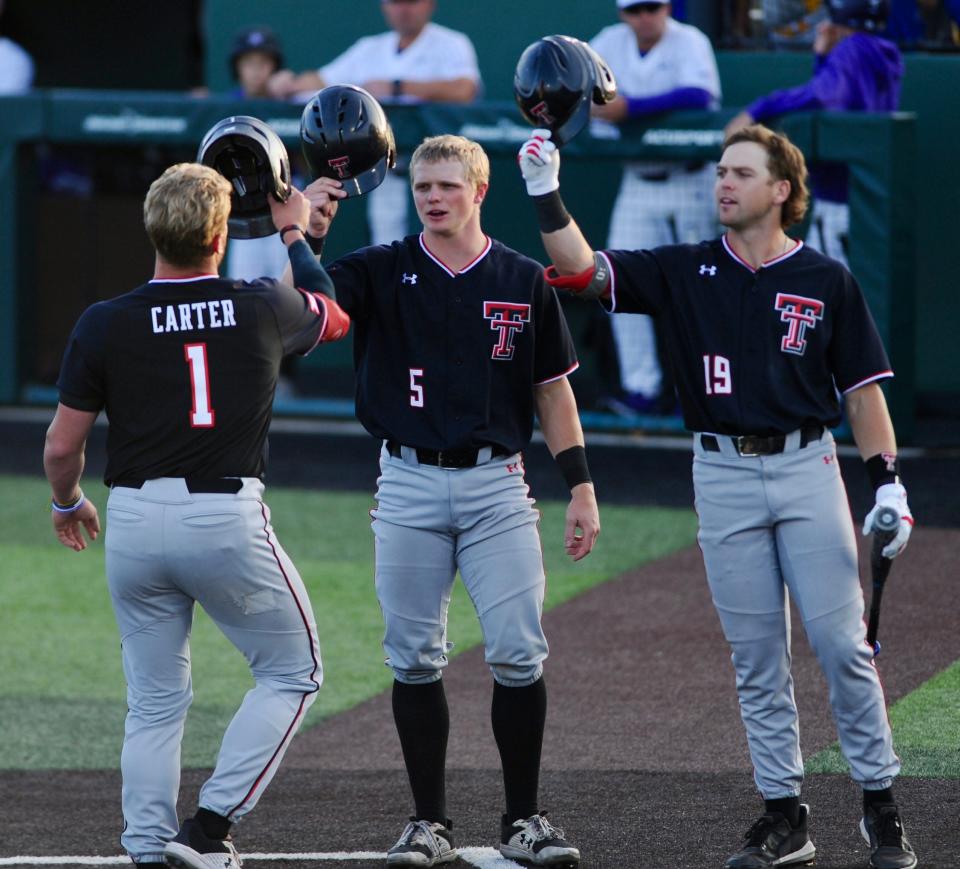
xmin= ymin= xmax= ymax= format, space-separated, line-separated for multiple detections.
xmin=589 ymin=0 xmax=721 ymax=418
xmin=267 ymin=0 xmax=481 ymax=248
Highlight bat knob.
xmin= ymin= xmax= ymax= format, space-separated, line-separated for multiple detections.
xmin=874 ymin=506 xmax=900 ymax=533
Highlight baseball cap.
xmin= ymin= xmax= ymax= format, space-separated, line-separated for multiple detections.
xmin=617 ymin=0 xmax=667 ymax=9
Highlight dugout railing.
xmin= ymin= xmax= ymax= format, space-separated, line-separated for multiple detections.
xmin=0 ymin=93 xmax=917 ymax=439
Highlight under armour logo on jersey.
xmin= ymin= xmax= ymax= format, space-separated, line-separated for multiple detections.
xmin=775 ymin=292 xmax=825 ymax=356
xmin=402 ymin=273 xmax=418 ymax=285
xmin=699 ymin=264 xmax=717 ymax=276
xmin=484 ymin=301 xmax=531 ymax=360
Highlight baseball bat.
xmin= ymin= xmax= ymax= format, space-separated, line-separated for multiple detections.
xmin=865 ymin=506 xmax=901 ymax=657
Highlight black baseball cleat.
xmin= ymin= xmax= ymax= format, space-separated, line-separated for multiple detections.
xmin=163 ymin=817 xmax=242 ymax=869
xmin=500 ymin=812 xmax=580 ymax=867
xmin=386 ymin=817 xmax=457 ymax=866
xmin=860 ymin=804 xmax=918 ymax=869
xmin=724 ymin=804 xmax=816 ymax=868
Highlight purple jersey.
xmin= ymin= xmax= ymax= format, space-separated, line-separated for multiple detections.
xmin=747 ymin=33 xmax=903 ymax=202
xmin=600 ymin=236 xmax=892 ymax=435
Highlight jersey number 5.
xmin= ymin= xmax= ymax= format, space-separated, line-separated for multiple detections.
xmin=409 ymin=368 xmax=424 ymax=408
xmin=185 ymin=343 xmax=215 ymax=427
xmin=703 ymin=354 xmax=732 ymax=395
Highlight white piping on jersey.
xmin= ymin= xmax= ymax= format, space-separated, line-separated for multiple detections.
xmin=722 ymin=234 xmax=804 ymax=272
xmin=843 ymin=370 xmax=894 ymax=394
xmin=148 ymin=274 xmax=220 ymax=283
xmin=418 ymin=233 xmax=493 ymax=277
xmin=535 ymin=360 xmax=580 ymax=386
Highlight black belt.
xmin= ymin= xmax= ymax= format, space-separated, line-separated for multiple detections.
xmin=112 ymin=477 xmax=244 ymax=494
xmin=386 ymin=440 xmax=509 ymax=469
xmin=701 ymin=424 xmax=824 ymax=457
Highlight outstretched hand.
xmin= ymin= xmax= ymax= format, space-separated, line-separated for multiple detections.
xmin=303 ymin=177 xmax=347 ymax=239
xmin=52 ymin=499 xmax=101 ymax=552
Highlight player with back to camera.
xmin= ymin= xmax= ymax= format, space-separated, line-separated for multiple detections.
xmin=516 ymin=120 xmax=917 ymax=869
xmin=288 ymin=83 xmax=599 ymax=868
xmin=43 ymin=119 xmax=351 ymax=868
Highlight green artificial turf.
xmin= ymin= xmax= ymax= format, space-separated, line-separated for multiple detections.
xmin=806 ymin=659 xmax=960 ymax=779
xmin=0 ymin=474 xmax=698 ymax=769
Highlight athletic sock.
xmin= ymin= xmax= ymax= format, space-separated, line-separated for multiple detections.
xmin=863 ymin=786 xmax=896 ymax=811
xmin=764 ymin=796 xmax=801 ymax=828
xmin=194 ymin=807 xmax=231 ymax=840
xmin=392 ymin=679 xmax=449 ymax=823
xmin=491 ymin=676 xmax=547 ymax=822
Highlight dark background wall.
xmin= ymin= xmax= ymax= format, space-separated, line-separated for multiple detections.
xmin=2 ymin=0 xmax=957 ymax=410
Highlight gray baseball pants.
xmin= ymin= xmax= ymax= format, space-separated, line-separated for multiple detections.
xmin=105 ymin=478 xmax=321 ymax=862
xmin=372 ymin=444 xmax=548 ymax=688
xmin=692 ymin=429 xmax=900 ymax=798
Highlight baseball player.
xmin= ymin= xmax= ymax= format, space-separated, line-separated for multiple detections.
xmin=297 ymin=133 xmax=599 ymax=867
xmin=725 ymin=0 xmax=902 ymax=268
xmin=589 ymin=0 xmax=721 ymax=414
xmin=43 ymin=161 xmax=349 ymax=867
xmin=517 ymin=124 xmax=917 ymax=869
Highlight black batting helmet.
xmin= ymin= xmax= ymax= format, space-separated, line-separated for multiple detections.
xmin=826 ymin=0 xmax=888 ymax=31
xmin=514 ymin=35 xmax=617 ymax=147
xmin=300 ymin=85 xmax=397 ymax=198
xmin=197 ymin=115 xmax=291 ymax=240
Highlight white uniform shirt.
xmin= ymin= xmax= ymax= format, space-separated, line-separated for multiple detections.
xmin=590 ymin=18 xmax=720 ymax=103
xmin=320 ymin=22 xmax=481 ymax=103
xmin=0 ymin=37 xmax=34 ymax=94
xmin=590 ymin=18 xmax=720 ymax=173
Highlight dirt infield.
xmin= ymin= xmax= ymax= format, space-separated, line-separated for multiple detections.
xmin=2 ymin=420 xmax=958 ymax=868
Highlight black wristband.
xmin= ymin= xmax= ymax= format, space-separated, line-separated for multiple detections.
xmin=865 ymin=452 xmax=901 ymax=491
xmin=305 ymin=232 xmax=326 ymax=257
xmin=279 ymin=223 xmax=304 ymax=243
xmin=532 ymin=190 xmax=572 ymax=233
xmin=555 ymin=445 xmax=592 ymax=491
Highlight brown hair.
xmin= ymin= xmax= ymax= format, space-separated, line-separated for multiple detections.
xmin=723 ymin=124 xmax=810 ymax=229
xmin=143 ymin=163 xmax=232 ymax=267
xmin=409 ymin=134 xmax=490 ymax=191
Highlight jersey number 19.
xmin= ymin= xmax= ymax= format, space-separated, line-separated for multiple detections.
xmin=703 ymin=354 xmax=732 ymax=395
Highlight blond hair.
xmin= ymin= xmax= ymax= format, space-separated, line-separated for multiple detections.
xmin=409 ymin=134 xmax=490 ymax=191
xmin=143 ymin=163 xmax=232 ymax=267
xmin=722 ymin=125 xmax=810 ymax=229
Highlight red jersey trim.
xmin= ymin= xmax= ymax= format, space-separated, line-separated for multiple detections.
xmin=148 ymin=274 xmax=220 ymax=284
xmin=842 ymin=370 xmax=894 ymax=394
xmin=535 ymin=360 xmax=580 ymax=386
xmin=722 ymin=235 xmax=804 ymax=272
xmin=419 ymin=233 xmax=493 ymax=276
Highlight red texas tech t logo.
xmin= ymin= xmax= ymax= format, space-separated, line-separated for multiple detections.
xmin=327 ymin=156 xmax=351 ymax=178
xmin=529 ymin=101 xmax=556 ymax=126
xmin=484 ymin=301 xmax=531 ymax=360
xmin=774 ymin=293 xmax=824 ymax=356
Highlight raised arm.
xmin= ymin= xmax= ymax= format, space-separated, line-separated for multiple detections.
xmin=518 ymin=130 xmax=611 ymax=300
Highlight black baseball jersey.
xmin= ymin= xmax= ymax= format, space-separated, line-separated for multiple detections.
xmin=57 ymin=276 xmax=334 ymax=484
xmin=602 ymin=236 xmax=892 ymax=435
xmin=326 ymin=233 xmax=578 ymax=453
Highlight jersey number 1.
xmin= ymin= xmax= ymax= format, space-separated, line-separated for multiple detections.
xmin=185 ymin=343 xmax=215 ymax=427
xmin=703 ymin=354 xmax=732 ymax=395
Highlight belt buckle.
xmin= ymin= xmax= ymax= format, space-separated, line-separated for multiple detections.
xmin=436 ymin=449 xmax=461 ymax=469
xmin=735 ymin=436 xmax=762 ymax=457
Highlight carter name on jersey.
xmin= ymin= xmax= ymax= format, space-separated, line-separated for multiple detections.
xmin=150 ymin=299 xmax=237 ymax=334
